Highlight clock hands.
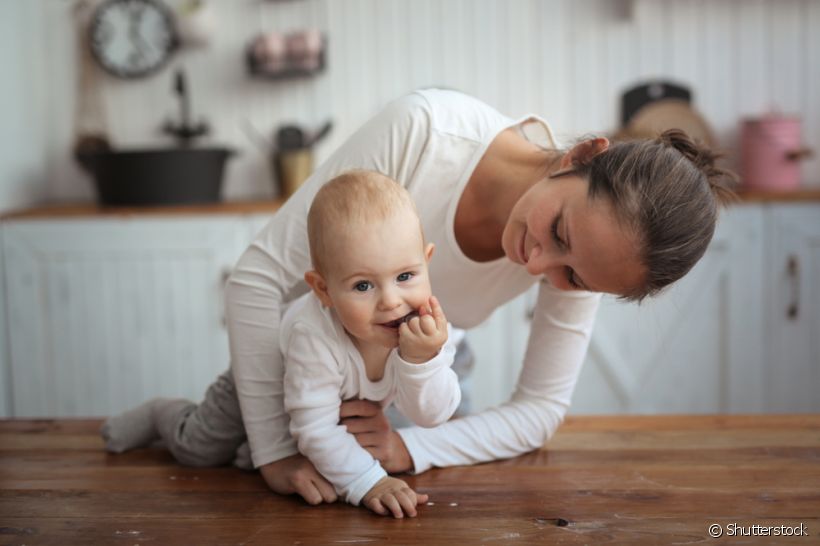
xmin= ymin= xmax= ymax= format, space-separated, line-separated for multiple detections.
xmin=90 ymin=0 xmax=175 ymax=78
xmin=127 ymin=0 xmax=152 ymax=69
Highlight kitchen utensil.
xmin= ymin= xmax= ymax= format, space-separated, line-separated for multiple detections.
xmin=275 ymin=149 xmax=313 ymax=200
xmin=285 ymin=29 xmax=323 ymax=71
xmin=622 ymin=81 xmax=691 ymax=126
xmin=740 ymin=115 xmax=813 ymax=190
xmin=616 ymin=81 xmax=715 ymax=146
xmin=622 ymin=99 xmax=715 ymax=146
xmin=79 ymin=147 xmax=234 ymax=206
xmin=272 ymin=121 xmax=332 ymax=199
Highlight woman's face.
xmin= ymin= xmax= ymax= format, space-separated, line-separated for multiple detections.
xmin=501 ymin=174 xmax=646 ymax=296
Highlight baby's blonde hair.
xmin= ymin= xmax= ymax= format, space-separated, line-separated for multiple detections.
xmin=307 ymin=170 xmax=420 ymax=274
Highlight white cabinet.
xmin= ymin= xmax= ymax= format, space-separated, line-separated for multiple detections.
xmin=0 ymin=214 xmax=272 ymax=417
xmin=764 ymin=205 xmax=820 ymax=412
xmin=468 ymin=202 xmax=820 ymax=414
xmin=1 ymin=203 xmax=817 ymax=417
xmin=0 ymin=238 xmax=10 ymax=417
xmin=573 ymin=205 xmax=765 ymax=414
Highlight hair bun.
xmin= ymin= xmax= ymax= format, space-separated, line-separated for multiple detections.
xmin=657 ymin=129 xmax=738 ymax=205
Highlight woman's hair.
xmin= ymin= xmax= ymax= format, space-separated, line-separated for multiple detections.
xmin=575 ymin=129 xmax=737 ymax=301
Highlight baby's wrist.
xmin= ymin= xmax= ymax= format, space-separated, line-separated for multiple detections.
xmin=399 ymin=345 xmax=441 ymax=364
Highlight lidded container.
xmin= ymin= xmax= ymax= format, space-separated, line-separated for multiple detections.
xmin=740 ymin=115 xmax=813 ymax=190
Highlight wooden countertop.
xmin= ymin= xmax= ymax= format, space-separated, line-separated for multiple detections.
xmin=0 ymin=199 xmax=285 ymax=220
xmin=735 ymin=188 xmax=820 ymax=203
xmin=1 ymin=415 xmax=817 ymax=544
xmin=2 ymin=188 xmax=820 ymax=220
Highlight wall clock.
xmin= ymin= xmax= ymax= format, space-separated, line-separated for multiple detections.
xmin=89 ymin=0 xmax=178 ymax=79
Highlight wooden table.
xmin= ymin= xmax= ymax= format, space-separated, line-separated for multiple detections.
xmin=1 ymin=416 xmax=818 ymax=545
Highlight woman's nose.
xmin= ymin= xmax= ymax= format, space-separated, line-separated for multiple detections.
xmin=525 ymin=244 xmax=562 ymax=277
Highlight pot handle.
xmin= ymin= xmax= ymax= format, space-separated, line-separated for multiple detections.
xmin=785 ymin=147 xmax=814 ymax=161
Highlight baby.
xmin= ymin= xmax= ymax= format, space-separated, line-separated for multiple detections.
xmin=100 ymin=170 xmax=459 ymax=520
xmin=285 ymin=170 xmax=460 ymax=518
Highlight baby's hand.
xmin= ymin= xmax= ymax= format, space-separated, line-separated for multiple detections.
xmin=362 ymin=476 xmax=428 ymax=518
xmin=398 ymin=296 xmax=448 ymax=364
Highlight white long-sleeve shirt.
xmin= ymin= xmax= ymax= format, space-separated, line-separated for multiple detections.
xmin=281 ymin=293 xmax=460 ymax=505
xmin=225 ymin=88 xmax=601 ymax=471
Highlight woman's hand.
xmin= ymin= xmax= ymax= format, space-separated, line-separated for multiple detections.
xmin=259 ymin=453 xmax=337 ymax=505
xmin=340 ymin=400 xmax=414 ymax=474
xmin=362 ymin=476 xmax=428 ymax=518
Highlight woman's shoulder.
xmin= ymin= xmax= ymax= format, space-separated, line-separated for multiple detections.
xmin=411 ymin=88 xmax=512 ymax=140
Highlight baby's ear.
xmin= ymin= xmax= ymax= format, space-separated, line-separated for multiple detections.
xmin=424 ymin=242 xmax=435 ymax=263
xmin=304 ymin=270 xmax=333 ymax=308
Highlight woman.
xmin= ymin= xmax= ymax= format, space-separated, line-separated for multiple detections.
xmin=225 ymin=88 xmax=734 ymax=504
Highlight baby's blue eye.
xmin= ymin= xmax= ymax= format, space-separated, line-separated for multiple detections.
xmin=353 ymin=281 xmax=372 ymax=292
xmin=397 ymin=272 xmax=413 ymax=282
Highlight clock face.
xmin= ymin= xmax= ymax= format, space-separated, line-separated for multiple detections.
xmin=90 ymin=0 xmax=177 ymax=79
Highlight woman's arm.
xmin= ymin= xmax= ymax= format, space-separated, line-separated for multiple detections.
xmin=225 ymin=92 xmax=434 ymax=470
xmin=396 ymin=280 xmax=600 ymax=472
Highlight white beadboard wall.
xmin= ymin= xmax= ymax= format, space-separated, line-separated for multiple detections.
xmin=10 ymin=0 xmax=820 ymax=207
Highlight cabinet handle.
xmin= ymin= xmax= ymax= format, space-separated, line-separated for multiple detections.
xmin=786 ymin=255 xmax=799 ymax=321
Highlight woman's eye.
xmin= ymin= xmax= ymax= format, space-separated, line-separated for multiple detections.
xmin=397 ymin=272 xmax=413 ymax=282
xmin=353 ymin=281 xmax=372 ymax=292
xmin=565 ymin=267 xmax=580 ymax=289
xmin=551 ymin=216 xmax=565 ymax=249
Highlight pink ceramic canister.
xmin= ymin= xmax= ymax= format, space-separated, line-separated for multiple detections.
xmin=285 ymin=29 xmax=324 ymax=71
xmin=740 ymin=115 xmax=813 ymax=190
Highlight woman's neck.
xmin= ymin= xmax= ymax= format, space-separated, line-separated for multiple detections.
xmin=455 ymin=129 xmax=562 ymax=261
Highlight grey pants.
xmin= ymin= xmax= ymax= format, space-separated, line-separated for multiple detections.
xmin=161 ymin=340 xmax=474 ymax=470
xmin=158 ymin=369 xmax=253 ymax=469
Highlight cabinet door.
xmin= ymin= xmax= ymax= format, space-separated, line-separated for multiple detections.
xmin=765 ymin=204 xmax=820 ymax=412
xmin=465 ymin=290 xmax=532 ymax=412
xmin=0 ymin=227 xmax=10 ymax=417
xmin=3 ymin=217 xmax=249 ymax=417
xmin=571 ymin=205 xmax=765 ymax=414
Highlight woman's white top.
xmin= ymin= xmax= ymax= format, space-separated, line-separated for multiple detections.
xmin=281 ymin=292 xmax=460 ymax=505
xmin=225 ymin=88 xmax=601 ymax=471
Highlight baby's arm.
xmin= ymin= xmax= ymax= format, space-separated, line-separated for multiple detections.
xmin=392 ymin=297 xmax=461 ymax=428
xmin=284 ymin=323 xmax=430 ymax=515
xmin=362 ymin=476 xmax=428 ymax=518
xmin=398 ymin=296 xmax=448 ymax=363
xmin=284 ymin=326 xmax=385 ymax=504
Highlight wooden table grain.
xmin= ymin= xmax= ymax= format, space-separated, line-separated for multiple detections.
xmin=1 ymin=416 xmax=818 ymax=545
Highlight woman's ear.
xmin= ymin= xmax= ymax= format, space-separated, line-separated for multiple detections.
xmin=304 ymin=270 xmax=334 ymax=308
xmin=557 ymin=137 xmax=610 ymax=172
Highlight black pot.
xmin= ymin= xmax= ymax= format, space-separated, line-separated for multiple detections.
xmin=78 ymin=147 xmax=234 ymax=206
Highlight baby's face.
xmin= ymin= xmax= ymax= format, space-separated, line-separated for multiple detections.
xmin=322 ymin=208 xmax=433 ymax=350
